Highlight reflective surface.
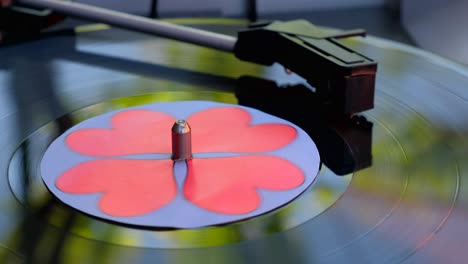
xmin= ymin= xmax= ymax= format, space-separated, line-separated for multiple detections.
xmin=7 ymin=93 xmax=349 ymax=248
xmin=0 ymin=20 xmax=467 ymax=263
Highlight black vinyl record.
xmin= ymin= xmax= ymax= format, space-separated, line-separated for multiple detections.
xmin=0 ymin=19 xmax=467 ymax=263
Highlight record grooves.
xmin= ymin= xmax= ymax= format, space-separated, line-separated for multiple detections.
xmin=5 ymin=94 xmax=351 ymax=248
xmin=0 ymin=19 xmax=467 ymax=263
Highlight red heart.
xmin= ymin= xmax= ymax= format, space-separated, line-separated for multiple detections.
xmin=66 ymin=110 xmax=174 ymax=156
xmin=183 ymin=156 xmax=305 ymax=214
xmin=188 ymin=107 xmax=297 ymax=153
xmin=56 ymin=159 xmax=176 ymax=217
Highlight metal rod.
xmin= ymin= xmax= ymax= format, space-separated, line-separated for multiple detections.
xmin=17 ymin=0 xmax=237 ymax=52
xmin=171 ymin=120 xmax=192 ymax=161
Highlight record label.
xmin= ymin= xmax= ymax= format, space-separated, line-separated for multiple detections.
xmin=40 ymin=101 xmax=320 ymax=228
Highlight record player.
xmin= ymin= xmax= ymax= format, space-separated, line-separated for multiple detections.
xmin=0 ymin=1 xmax=467 ymax=263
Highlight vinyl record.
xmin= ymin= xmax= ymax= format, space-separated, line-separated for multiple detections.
xmin=0 ymin=19 xmax=467 ymax=263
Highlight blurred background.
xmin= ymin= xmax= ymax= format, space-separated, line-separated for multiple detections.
xmin=64 ymin=0 xmax=468 ymax=65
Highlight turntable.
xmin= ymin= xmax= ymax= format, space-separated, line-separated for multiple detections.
xmin=0 ymin=1 xmax=467 ymax=263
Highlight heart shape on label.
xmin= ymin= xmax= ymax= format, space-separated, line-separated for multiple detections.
xmin=184 ymin=156 xmax=305 ymax=214
xmin=56 ymin=159 xmax=176 ymax=217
